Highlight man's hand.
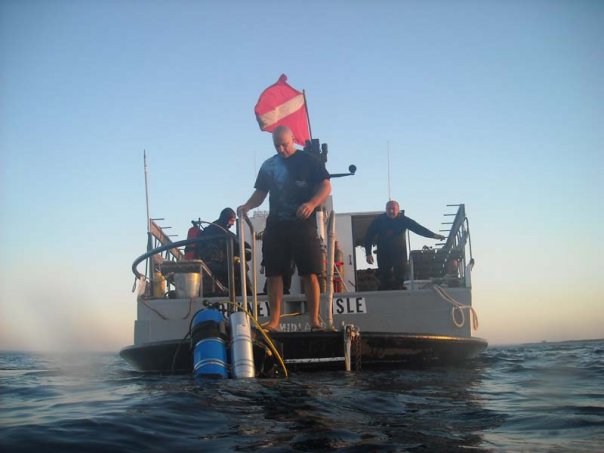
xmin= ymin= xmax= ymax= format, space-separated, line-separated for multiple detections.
xmin=435 ymin=234 xmax=446 ymax=241
xmin=296 ymin=202 xmax=315 ymax=219
xmin=237 ymin=204 xmax=250 ymax=216
xmin=239 ymin=190 xmax=267 ymax=217
xmin=366 ymin=254 xmax=374 ymax=265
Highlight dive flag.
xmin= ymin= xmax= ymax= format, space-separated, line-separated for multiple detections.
xmin=254 ymin=74 xmax=311 ymax=146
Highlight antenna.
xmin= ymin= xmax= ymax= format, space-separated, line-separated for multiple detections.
xmin=387 ymin=141 xmax=391 ymax=200
xmin=144 ymin=150 xmax=151 ymax=233
xmin=143 ymin=150 xmax=154 ymax=257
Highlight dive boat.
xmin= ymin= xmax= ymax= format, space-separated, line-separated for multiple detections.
xmin=120 ymin=188 xmax=487 ymax=376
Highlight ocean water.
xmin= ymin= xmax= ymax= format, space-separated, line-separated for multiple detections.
xmin=1 ymin=340 xmax=603 ymax=452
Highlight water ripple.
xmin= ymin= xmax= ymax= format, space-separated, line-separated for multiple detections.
xmin=1 ymin=340 xmax=603 ymax=452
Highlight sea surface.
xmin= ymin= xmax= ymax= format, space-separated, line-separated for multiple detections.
xmin=1 ymin=340 xmax=603 ymax=452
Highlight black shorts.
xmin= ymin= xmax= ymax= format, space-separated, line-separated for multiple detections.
xmin=262 ymin=219 xmax=322 ymax=277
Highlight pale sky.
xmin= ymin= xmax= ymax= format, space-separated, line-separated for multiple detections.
xmin=1 ymin=0 xmax=602 ymax=351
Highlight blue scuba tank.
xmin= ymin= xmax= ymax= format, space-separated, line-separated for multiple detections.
xmin=191 ymin=308 xmax=228 ymax=378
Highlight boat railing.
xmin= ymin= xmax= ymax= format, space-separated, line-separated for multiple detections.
xmin=143 ymin=220 xmax=184 ymax=277
xmin=132 ymin=238 xmax=233 ymax=292
xmin=236 ymin=208 xmax=335 ymax=327
xmin=131 ymin=235 xmax=236 ymax=301
xmin=408 ymin=203 xmax=473 ymax=288
xmin=236 ymin=209 xmax=258 ymax=319
xmin=132 ymin=216 xmax=262 ymax=315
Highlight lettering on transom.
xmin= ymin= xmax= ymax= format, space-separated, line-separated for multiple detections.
xmin=332 ymin=297 xmax=367 ymax=314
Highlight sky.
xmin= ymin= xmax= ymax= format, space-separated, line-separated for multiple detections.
xmin=1 ymin=0 xmax=602 ymax=351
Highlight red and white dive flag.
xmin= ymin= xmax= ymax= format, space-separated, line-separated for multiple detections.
xmin=254 ymin=74 xmax=311 ymax=146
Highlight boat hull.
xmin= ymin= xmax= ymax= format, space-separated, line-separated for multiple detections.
xmin=119 ymin=332 xmax=488 ymax=374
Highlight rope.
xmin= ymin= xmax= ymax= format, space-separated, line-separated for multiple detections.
xmin=223 ymin=299 xmax=288 ymax=378
xmin=171 ymin=331 xmax=191 ymax=374
xmin=249 ymin=314 xmax=288 ymax=378
xmin=431 ymin=284 xmax=479 ymax=330
xmin=136 ymin=295 xmax=195 ymax=321
xmin=279 ymin=312 xmax=302 ymax=318
xmin=181 ymin=297 xmax=194 ymax=319
xmin=138 ymin=297 xmax=168 ymax=320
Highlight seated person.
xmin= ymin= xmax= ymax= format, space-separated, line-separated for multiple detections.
xmin=196 ymin=208 xmax=252 ymax=295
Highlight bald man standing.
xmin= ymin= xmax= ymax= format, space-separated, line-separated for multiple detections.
xmin=239 ymin=126 xmax=331 ymax=331
xmin=365 ymin=200 xmax=445 ymax=290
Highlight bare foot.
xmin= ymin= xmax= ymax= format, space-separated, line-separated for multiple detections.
xmin=310 ymin=322 xmax=323 ymax=331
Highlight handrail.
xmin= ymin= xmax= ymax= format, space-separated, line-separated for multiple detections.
xmin=324 ymin=211 xmax=336 ymax=329
xmin=131 ymin=236 xmax=232 ymax=294
xmin=439 ymin=204 xmax=473 ymax=284
xmin=408 ymin=203 xmax=473 ymax=285
xmin=133 ymin=237 xmax=203 ymax=279
xmin=237 ymin=209 xmax=258 ymax=319
xmin=443 ymin=204 xmax=466 ymax=250
xmin=464 ymin=217 xmax=473 ymax=263
xmin=149 ymin=220 xmax=183 ymax=261
xmin=437 ymin=204 xmax=469 ymax=268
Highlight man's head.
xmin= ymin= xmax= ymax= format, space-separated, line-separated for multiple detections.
xmin=385 ymin=200 xmax=400 ymax=219
xmin=272 ymin=125 xmax=296 ymax=159
xmin=219 ymin=207 xmax=236 ymax=229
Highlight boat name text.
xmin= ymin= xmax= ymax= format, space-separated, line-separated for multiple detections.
xmin=333 ymin=297 xmax=367 ymax=314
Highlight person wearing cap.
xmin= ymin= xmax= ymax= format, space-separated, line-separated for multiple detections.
xmin=364 ymin=200 xmax=446 ymax=290
xmin=238 ymin=125 xmax=331 ymax=332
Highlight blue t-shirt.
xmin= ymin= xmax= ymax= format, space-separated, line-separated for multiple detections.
xmin=254 ymin=150 xmax=330 ymax=223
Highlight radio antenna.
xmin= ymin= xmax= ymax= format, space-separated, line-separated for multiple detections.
xmin=143 ymin=150 xmax=153 ymax=258
xmin=387 ymin=141 xmax=391 ymax=200
xmin=144 ymin=150 xmax=151 ymax=234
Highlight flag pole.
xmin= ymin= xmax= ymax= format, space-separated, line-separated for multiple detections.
xmin=302 ymin=89 xmax=313 ymax=140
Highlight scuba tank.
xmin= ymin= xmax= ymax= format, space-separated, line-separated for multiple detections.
xmin=184 ymin=220 xmax=202 ymax=260
xmin=191 ymin=308 xmax=228 ymax=378
xmin=229 ymin=312 xmax=255 ymax=378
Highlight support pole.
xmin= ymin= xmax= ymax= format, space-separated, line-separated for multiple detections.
xmin=324 ymin=211 xmax=336 ymax=329
xmin=302 ymin=89 xmax=313 ymax=140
